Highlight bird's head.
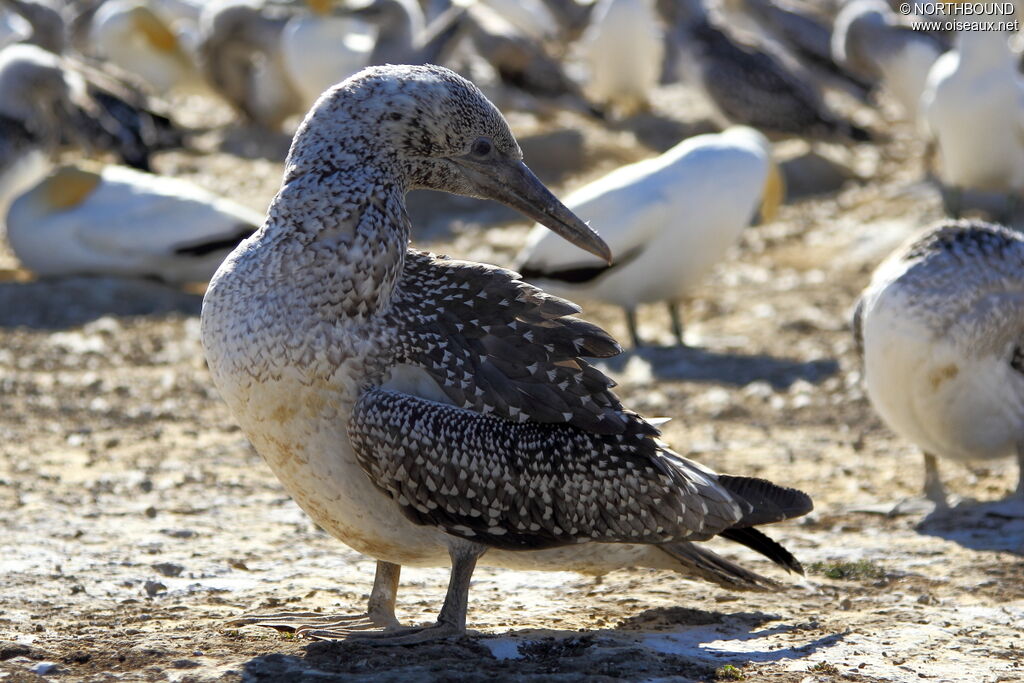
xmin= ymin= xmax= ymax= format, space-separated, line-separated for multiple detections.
xmin=294 ymin=64 xmax=611 ymax=263
xmin=0 ymin=45 xmax=80 ymax=145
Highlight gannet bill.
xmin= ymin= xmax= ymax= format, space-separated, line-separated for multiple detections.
xmin=6 ymin=163 xmax=260 ymax=283
xmin=581 ymin=0 xmax=664 ymax=118
xmin=854 ymin=220 xmax=1024 ymax=505
xmin=201 ymin=65 xmax=811 ymax=642
xmin=920 ymin=25 xmax=1024 ymax=218
xmin=517 ymin=126 xmax=783 ymax=347
xmin=832 ymin=0 xmax=945 ymax=122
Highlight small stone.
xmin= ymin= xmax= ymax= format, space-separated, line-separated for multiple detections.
xmin=151 ymin=562 xmax=184 ymax=577
xmin=144 ymin=580 xmax=167 ymax=597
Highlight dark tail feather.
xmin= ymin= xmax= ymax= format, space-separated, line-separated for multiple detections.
xmin=717 ymin=475 xmax=813 ymax=527
xmin=658 ymin=542 xmax=778 ymax=591
xmin=847 ymin=123 xmax=872 ymax=143
xmin=718 ymin=527 xmax=804 ymax=575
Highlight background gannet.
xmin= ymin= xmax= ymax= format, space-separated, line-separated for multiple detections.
xmin=920 ymin=25 xmax=1024 ymax=218
xmin=517 ymin=126 xmax=783 ymax=347
xmin=832 ymin=0 xmax=945 ymax=123
xmin=6 ymin=163 xmax=261 ymax=282
xmin=854 ymin=220 xmax=1024 ymax=505
xmin=581 ymin=0 xmax=664 ymax=118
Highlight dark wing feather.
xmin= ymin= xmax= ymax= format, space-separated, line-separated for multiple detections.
xmin=387 ymin=250 xmax=632 ymax=434
xmin=349 ymin=388 xmax=744 ymax=551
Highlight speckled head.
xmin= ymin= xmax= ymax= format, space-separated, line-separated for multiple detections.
xmin=288 ymin=64 xmax=612 ymax=262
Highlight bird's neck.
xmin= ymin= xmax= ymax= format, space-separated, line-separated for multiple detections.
xmin=262 ymin=143 xmax=410 ymax=319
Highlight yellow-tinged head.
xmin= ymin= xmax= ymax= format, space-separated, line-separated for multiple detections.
xmin=130 ymin=6 xmax=180 ymax=54
xmin=40 ymin=165 xmax=102 ymax=211
xmin=306 ymin=0 xmax=333 ymax=16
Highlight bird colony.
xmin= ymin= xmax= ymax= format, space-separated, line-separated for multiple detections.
xmin=0 ymin=0 xmax=1022 ymax=679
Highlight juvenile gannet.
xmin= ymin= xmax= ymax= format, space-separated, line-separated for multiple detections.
xmin=854 ymin=220 xmax=1024 ymax=505
xmin=920 ymin=26 xmax=1024 ymax=217
xmin=197 ymin=0 xmax=304 ymax=129
xmin=714 ymin=0 xmax=872 ymax=99
xmin=6 ymin=163 xmax=260 ymax=282
xmin=832 ymin=0 xmax=945 ymax=122
xmin=517 ymin=126 xmax=783 ymax=347
xmin=202 ymin=65 xmax=811 ymax=642
xmin=0 ymin=42 xmax=73 ymax=222
xmin=466 ymin=3 xmax=600 ymax=118
xmin=581 ymin=0 xmax=664 ymax=117
xmin=673 ymin=3 xmax=871 ymax=142
xmin=0 ymin=0 xmax=65 ymax=54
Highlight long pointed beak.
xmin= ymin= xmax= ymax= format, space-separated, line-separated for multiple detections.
xmin=455 ymin=157 xmax=612 ymax=263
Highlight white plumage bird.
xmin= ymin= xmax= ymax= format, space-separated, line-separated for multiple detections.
xmin=90 ymin=0 xmax=205 ymax=94
xmin=581 ymin=0 xmax=664 ymax=117
xmin=854 ymin=220 xmax=1024 ymax=505
xmin=831 ymin=0 xmax=944 ymax=123
xmin=516 ymin=126 xmax=783 ymax=347
xmin=920 ymin=27 xmax=1024 ymax=217
xmin=280 ymin=8 xmax=376 ymax=111
xmin=6 ymin=163 xmax=262 ymax=283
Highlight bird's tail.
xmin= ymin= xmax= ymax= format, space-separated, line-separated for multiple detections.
xmin=845 ymin=123 xmax=872 ymax=143
xmin=705 ymin=475 xmax=812 ymax=575
xmin=658 ymin=541 xmax=779 ymax=591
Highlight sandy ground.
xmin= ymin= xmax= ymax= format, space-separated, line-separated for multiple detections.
xmin=1 ymin=84 xmax=1023 ymax=683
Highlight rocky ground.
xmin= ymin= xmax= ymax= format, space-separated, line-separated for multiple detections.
xmin=1 ymin=85 xmax=1022 ymax=683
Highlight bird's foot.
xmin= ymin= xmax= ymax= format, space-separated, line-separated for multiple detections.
xmin=304 ymin=621 xmax=465 ymax=644
xmin=228 ymin=610 xmax=399 ymax=635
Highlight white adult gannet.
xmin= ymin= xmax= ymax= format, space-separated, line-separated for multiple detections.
xmin=201 ymin=65 xmax=811 ymax=642
xmin=832 ymin=0 xmax=945 ymax=122
xmin=517 ymin=126 xmax=783 ymax=347
xmin=6 ymin=163 xmax=260 ymax=282
xmin=581 ymin=0 xmax=664 ymax=117
xmin=920 ymin=26 xmax=1024 ymax=217
xmin=89 ymin=0 xmax=205 ymax=94
xmin=854 ymin=220 xmax=1024 ymax=505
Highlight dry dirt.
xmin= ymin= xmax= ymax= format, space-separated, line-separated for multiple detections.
xmin=1 ymin=86 xmax=1023 ymax=683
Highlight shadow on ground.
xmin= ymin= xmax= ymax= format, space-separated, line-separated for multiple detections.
xmin=917 ymin=498 xmax=1024 ymax=555
xmin=238 ymin=607 xmax=844 ymax=682
xmin=0 ymin=277 xmax=202 ymax=329
xmin=598 ymin=346 xmax=839 ymax=390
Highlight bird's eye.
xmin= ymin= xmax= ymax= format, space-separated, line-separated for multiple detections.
xmin=470 ymin=137 xmax=493 ymax=158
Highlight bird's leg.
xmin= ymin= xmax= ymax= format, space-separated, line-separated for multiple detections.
xmin=945 ymin=187 xmax=963 ymax=219
xmin=337 ymin=540 xmax=487 ymax=645
xmin=625 ymin=308 xmax=642 ymax=348
xmin=1003 ymin=192 xmax=1020 ymax=226
xmin=668 ymin=302 xmax=686 ymax=347
xmin=228 ymin=560 xmax=402 ymax=636
xmin=1015 ymin=442 xmax=1024 ymax=498
xmin=922 ymin=452 xmax=949 ymax=507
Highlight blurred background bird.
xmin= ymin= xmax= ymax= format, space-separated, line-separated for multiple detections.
xmin=517 ymin=126 xmax=783 ymax=347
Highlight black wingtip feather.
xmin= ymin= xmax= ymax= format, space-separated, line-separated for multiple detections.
xmin=717 ymin=475 xmax=813 ymax=526
xmin=718 ymin=527 xmax=804 ymax=575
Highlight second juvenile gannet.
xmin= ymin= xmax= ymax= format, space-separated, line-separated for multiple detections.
xmin=854 ymin=220 xmax=1024 ymax=505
